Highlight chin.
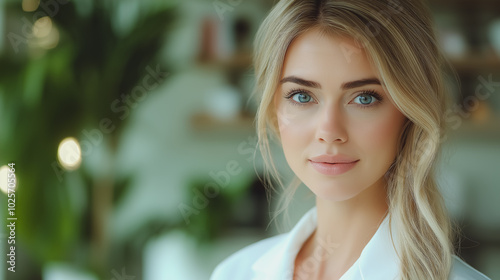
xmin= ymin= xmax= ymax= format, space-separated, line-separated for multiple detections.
xmin=306 ymin=180 xmax=365 ymax=202
xmin=317 ymin=192 xmax=363 ymax=202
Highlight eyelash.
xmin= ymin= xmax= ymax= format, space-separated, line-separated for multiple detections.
xmin=284 ymin=88 xmax=383 ymax=108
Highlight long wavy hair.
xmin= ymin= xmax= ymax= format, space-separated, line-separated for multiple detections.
xmin=253 ymin=0 xmax=454 ymax=279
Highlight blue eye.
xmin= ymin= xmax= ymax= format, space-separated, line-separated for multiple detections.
xmin=352 ymin=91 xmax=382 ymax=106
xmin=292 ymin=92 xmax=312 ymax=103
xmin=285 ymin=90 xmax=314 ymax=105
xmin=284 ymin=89 xmax=382 ymax=107
xmin=354 ymin=94 xmax=374 ymax=105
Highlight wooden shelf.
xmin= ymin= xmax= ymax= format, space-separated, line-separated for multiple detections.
xmin=447 ymin=117 xmax=500 ymax=142
xmin=190 ymin=112 xmax=255 ymax=131
xmin=431 ymin=0 xmax=500 ymax=6
xmin=197 ymin=52 xmax=252 ymax=71
xmin=449 ymin=53 xmax=500 ymax=74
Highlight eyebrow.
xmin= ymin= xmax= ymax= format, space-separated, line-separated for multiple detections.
xmin=280 ymin=76 xmax=382 ymax=90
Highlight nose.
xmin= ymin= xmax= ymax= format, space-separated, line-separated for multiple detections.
xmin=315 ymin=105 xmax=348 ymax=144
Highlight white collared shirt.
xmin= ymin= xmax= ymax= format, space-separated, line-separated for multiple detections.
xmin=211 ymin=207 xmax=490 ymax=280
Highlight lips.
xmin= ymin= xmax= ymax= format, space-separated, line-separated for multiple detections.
xmin=309 ymin=154 xmax=359 ymax=164
xmin=308 ymin=154 xmax=359 ymax=176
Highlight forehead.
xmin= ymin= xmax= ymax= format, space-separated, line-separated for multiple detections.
xmin=281 ymin=29 xmax=380 ymax=84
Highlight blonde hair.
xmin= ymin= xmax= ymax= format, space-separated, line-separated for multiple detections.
xmin=253 ymin=0 xmax=454 ymax=279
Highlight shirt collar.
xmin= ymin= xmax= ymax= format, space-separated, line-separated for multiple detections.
xmin=252 ymin=207 xmax=400 ymax=280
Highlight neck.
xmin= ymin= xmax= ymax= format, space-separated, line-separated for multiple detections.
xmin=315 ymin=178 xmax=388 ymax=244
xmin=295 ymin=178 xmax=389 ymax=279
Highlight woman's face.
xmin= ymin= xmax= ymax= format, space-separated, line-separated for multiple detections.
xmin=274 ymin=29 xmax=407 ymax=201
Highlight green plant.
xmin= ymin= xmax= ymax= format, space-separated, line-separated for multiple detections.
xmin=0 ymin=0 xmax=176 ymax=278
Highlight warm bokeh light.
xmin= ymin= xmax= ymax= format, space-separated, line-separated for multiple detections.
xmin=22 ymin=0 xmax=40 ymax=12
xmin=0 ymin=165 xmax=16 ymax=194
xmin=38 ymin=26 xmax=60 ymax=49
xmin=57 ymin=137 xmax=82 ymax=171
xmin=30 ymin=16 xmax=60 ymax=50
xmin=33 ymin=16 xmax=52 ymax=38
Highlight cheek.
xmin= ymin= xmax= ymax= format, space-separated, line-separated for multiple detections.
xmin=276 ymin=103 xmax=314 ymax=136
xmin=276 ymin=104 xmax=318 ymax=161
xmin=354 ymin=109 xmax=405 ymax=157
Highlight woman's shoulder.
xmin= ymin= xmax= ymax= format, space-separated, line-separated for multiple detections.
xmin=450 ymin=255 xmax=491 ymax=280
xmin=209 ymin=233 xmax=492 ymax=280
xmin=210 ymin=233 xmax=287 ymax=280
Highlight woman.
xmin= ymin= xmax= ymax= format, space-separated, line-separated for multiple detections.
xmin=211 ymin=0 xmax=491 ymax=279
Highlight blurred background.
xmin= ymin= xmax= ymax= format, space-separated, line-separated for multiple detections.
xmin=0 ymin=0 xmax=498 ymax=279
